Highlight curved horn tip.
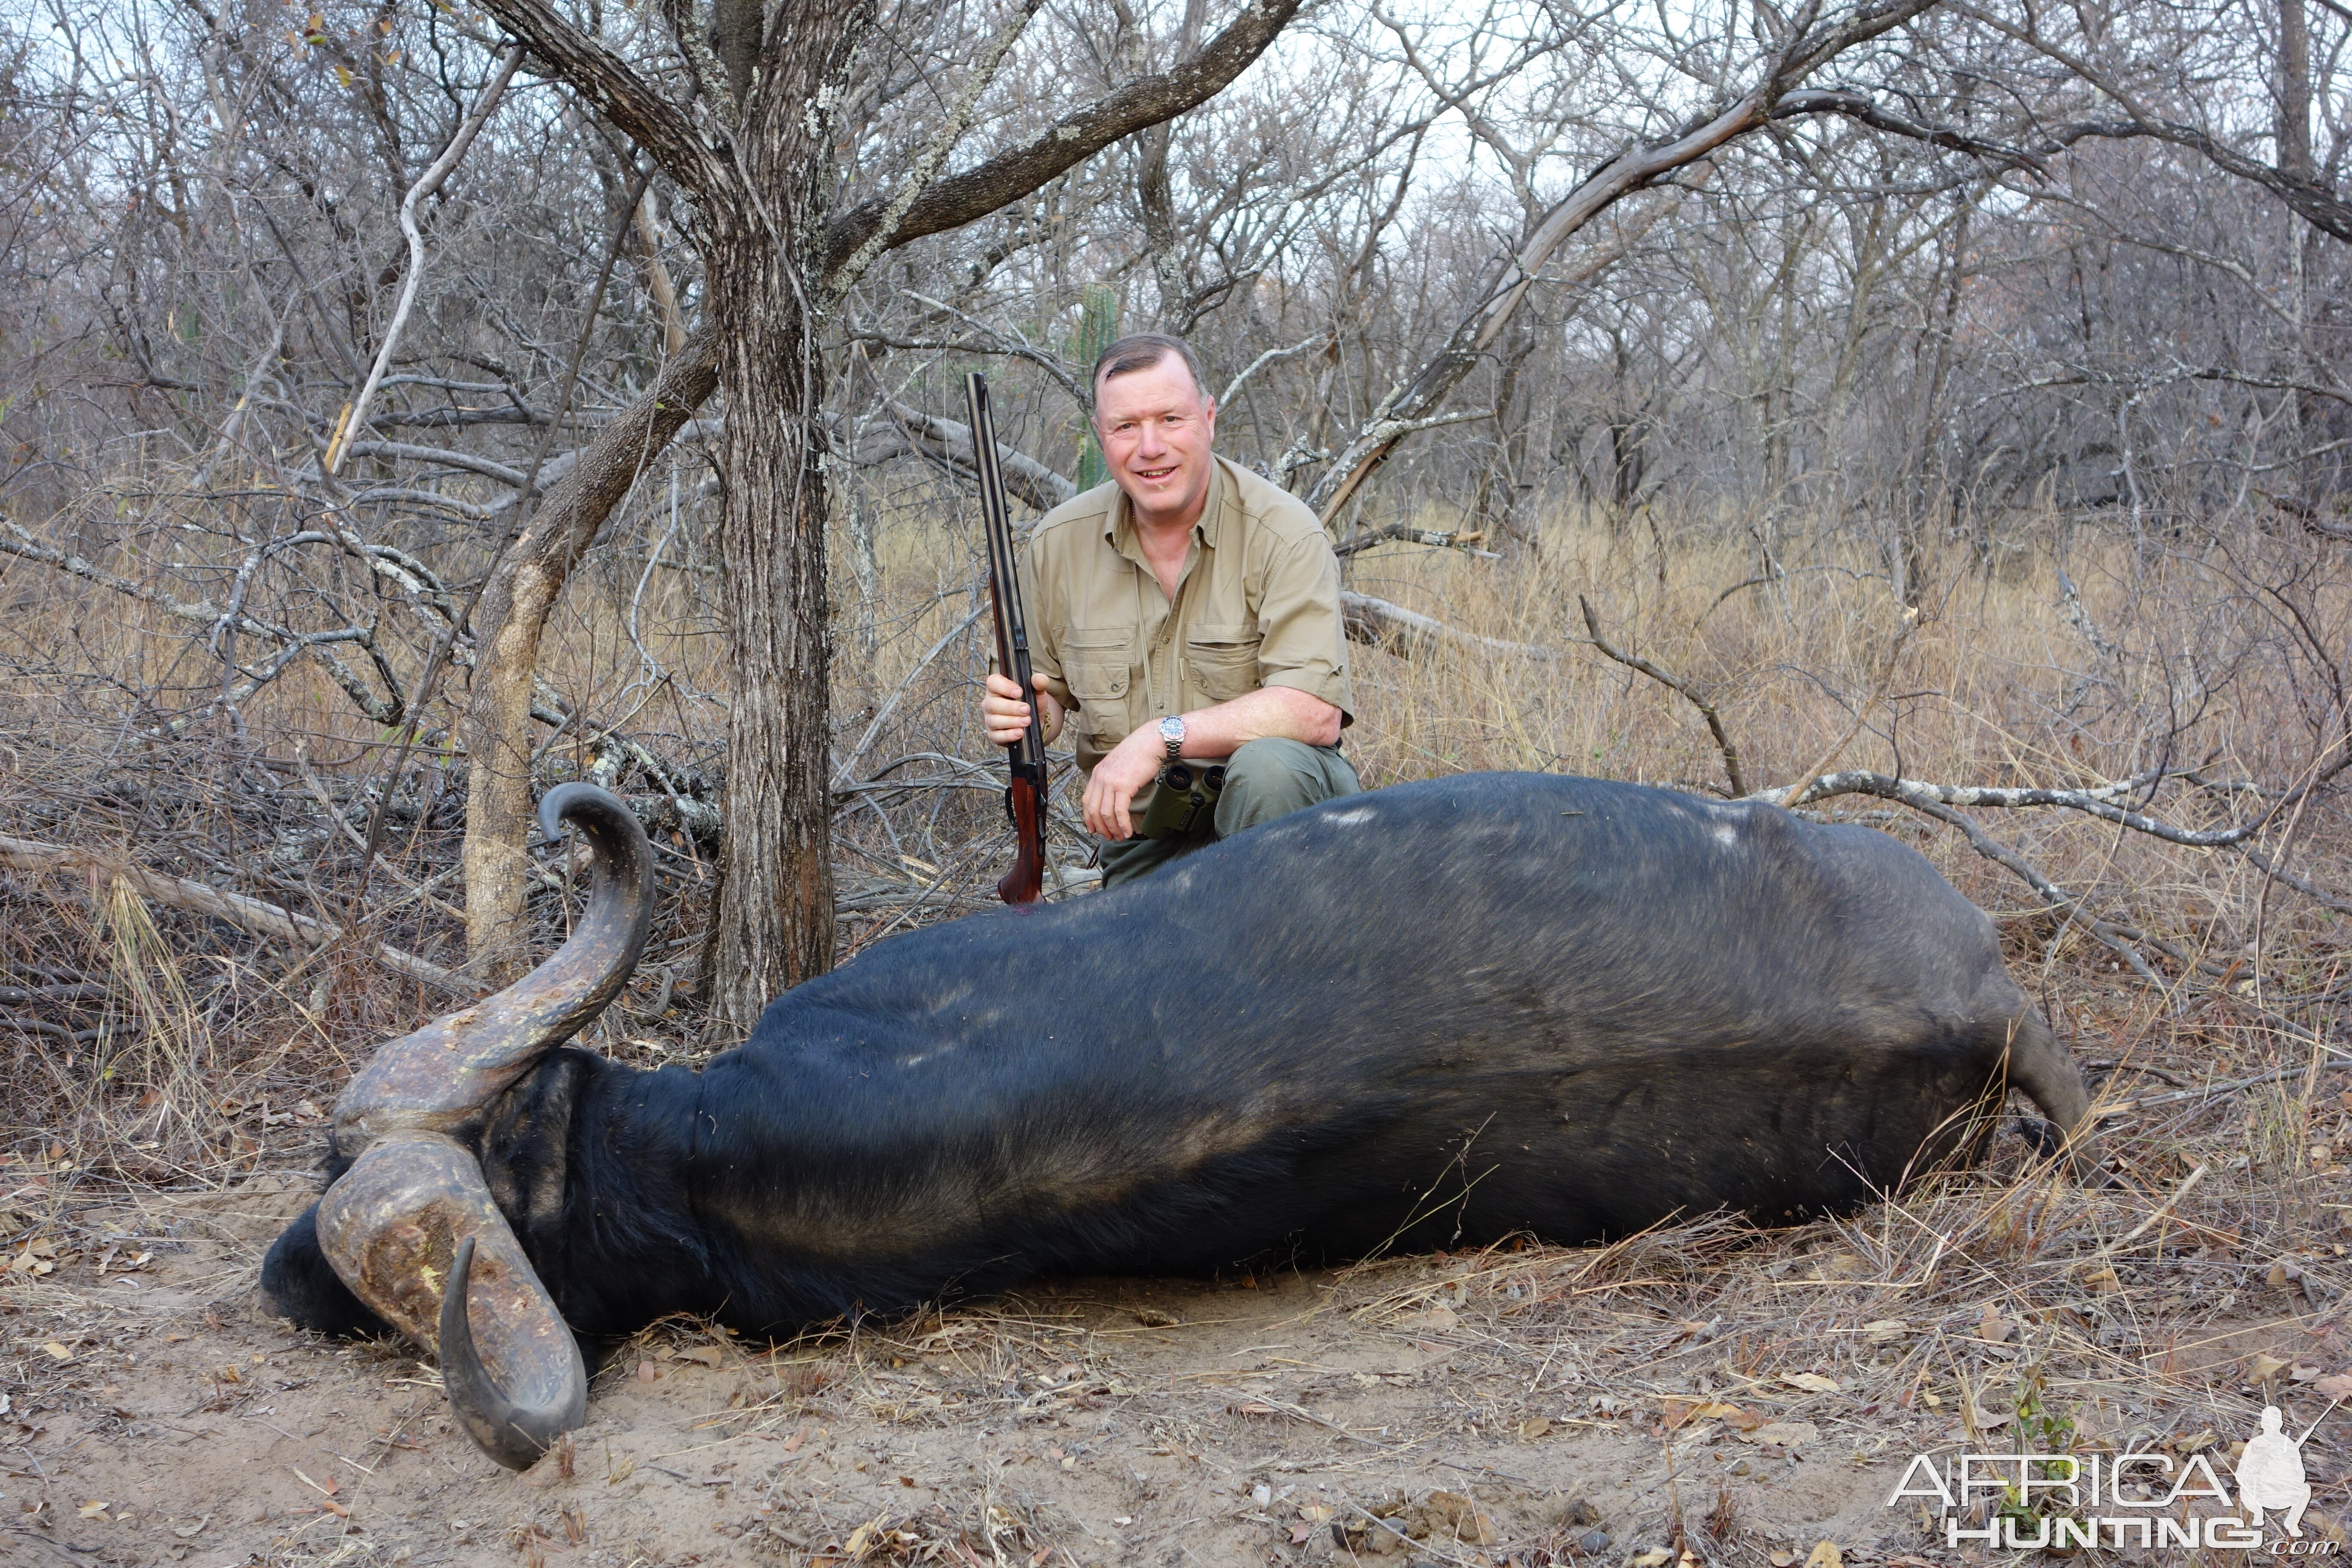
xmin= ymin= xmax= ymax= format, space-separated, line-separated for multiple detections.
xmin=538 ymin=780 xmax=626 ymax=846
xmin=438 ymin=1235 xmax=588 ymax=1473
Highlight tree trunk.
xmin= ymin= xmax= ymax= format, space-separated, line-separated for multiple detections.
xmin=2278 ymin=0 xmax=2314 ymax=182
xmin=701 ymin=234 xmax=839 ymax=1029
xmin=462 ymin=329 xmax=720 ymax=977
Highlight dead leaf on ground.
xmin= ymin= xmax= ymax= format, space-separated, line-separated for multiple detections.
xmin=1782 ymin=1372 xmax=1841 ymax=1394
xmin=1805 ymin=1543 xmax=1844 ymax=1568
xmin=1628 ymin=1550 xmax=1674 ymax=1568
xmin=2315 ymin=1373 xmax=2352 ymax=1400
xmin=76 ymin=1500 xmax=109 ymax=1521
xmin=1863 ymin=1319 xmax=1907 ymax=1343
xmin=40 ymin=1341 xmax=70 ymax=1361
xmin=677 ymin=1345 xmax=726 ymax=1369
xmin=1742 ymin=1421 xmax=1819 ymax=1448
xmin=1517 ymin=1416 xmax=1551 ymax=1439
xmin=2248 ymin=1352 xmax=2293 ymax=1383
xmin=1665 ymin=1396 xmax=1758 ymax=1430
xmin=1977 ymin=1304 xmax=2014 ymax=1343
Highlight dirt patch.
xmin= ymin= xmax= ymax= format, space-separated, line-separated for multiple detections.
xmin=6 ymin=1150 xmax=2350 ymax=1568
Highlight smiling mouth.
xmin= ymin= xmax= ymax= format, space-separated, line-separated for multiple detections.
xmin=1132 ymin=464 xmax=1180 ymax=482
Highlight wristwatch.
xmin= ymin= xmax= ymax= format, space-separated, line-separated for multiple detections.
xmin=1158 ymin=714 xmax=1185 ymax=763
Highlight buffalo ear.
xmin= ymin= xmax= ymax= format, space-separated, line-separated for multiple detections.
xmin=260 ymin=1204 xmax=392 ymax=1339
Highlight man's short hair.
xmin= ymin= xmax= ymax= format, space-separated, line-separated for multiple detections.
xmin=1091 ymin=333 xmax=1210 ymax=407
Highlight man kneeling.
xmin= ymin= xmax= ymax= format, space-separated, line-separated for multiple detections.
xmin=980 ymin=333 xmax=1359 ymax=886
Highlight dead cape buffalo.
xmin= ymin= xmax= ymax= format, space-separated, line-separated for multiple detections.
xmin=262 ymin=772 xmax=2093 ymax=1468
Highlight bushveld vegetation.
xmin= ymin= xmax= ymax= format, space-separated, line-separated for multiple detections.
xmin=1 ymin=0 xmax=2350 ymax=1558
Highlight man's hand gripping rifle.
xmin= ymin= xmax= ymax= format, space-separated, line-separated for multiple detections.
xmin=966 ymin=372 xmax=1048 ymax=904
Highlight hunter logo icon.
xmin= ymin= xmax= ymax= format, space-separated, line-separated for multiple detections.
xmin=2237 ymin=1406 xmax=2315 ymax=1537
xmin=1885 ymin=1396 xmax=2343 ymax=1552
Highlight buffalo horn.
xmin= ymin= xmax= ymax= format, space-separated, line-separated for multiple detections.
xmin=313 ymin=784 xmax=650 ymax=1468
xmin=441 ymin=1234 xmax=587 ymax=1469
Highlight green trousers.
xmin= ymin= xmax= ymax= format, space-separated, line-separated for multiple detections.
xmin=1097 ymin=738 xmax=1362 ymax=888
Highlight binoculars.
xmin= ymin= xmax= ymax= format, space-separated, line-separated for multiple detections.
xmin=1136 ymin=762 xmax=1228 ymax=839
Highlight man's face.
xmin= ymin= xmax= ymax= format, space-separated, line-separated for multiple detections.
xmin=1094 ymin=356 xmax=1217 ymax=530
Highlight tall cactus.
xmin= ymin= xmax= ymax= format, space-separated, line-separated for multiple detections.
xmin=1074 ymin=284 xmax=1118 ymax=491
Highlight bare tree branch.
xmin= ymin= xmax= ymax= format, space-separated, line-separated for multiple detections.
xmin=472 ymin=2 xmax=709 ymax=184
xmin=1771 ymin=86 xmax=2047 ymax=172
xmin=1305 ymin=0 xmax=1936 ymax=524
xmin=820 ymin=0 xmax=1308 ymax=279
xmin=1579 ymin=595 xmax=1746 ymax=796
xmin=331 ymin=43 xmax=527 ymax=475
xmin=827 ymin=0 xmax=1048 ymax=298
xmin=1949 ymin=0 xmax=2352 ymax=245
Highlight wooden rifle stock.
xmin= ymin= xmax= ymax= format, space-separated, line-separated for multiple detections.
xmin=966 ymin=372 xmax=1049 ymax=904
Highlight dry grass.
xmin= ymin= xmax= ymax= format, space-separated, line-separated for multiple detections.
xmin=2 ymin=484 xmax=2349 ymax=1562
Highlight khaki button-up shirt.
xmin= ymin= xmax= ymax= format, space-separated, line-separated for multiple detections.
xmin=1019 ymin=456 xmax=1354 ymax=779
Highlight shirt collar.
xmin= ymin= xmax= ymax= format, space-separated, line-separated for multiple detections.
xmin=1104 ymin=456 xmax=1228 ymax=554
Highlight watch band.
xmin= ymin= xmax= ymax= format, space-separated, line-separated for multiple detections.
xmin=1159 ymin=715 xmax=1185 ymax=762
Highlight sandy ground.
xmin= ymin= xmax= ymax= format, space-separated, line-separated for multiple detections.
xmin=0 ymin=1179 xmax=1953 ymax=1568
xmin=3 ymin=1162 xmax=2347 ymax=1568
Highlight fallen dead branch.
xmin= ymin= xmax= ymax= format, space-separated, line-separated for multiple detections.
xmin=1344 ymin=591 xmax=1559 ymax=662
xmin=1575 ymin=599 xmax=2349 ymax=992
xmin=1739 ymin=765 xmax=2352 ymax=987
xmin=0 ymin=834 xmax=468 ymax=995
xmin=1890 ymin=790 xmax=2171 ymax=985
xmin=1765 ymin=765 xmax=2341 ymax=850
xmin=1333 ymin=523 xmax=1499 ymax=560
xmin=885 ymin=401 xmax=1078 ymax=514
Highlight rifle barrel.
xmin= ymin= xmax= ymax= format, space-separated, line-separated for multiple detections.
xmin=965 ymin=372 xmax=1048 ymax=903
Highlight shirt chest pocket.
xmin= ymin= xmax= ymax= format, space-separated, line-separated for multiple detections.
xmin=1063 ymin=630 xmax=1133 ymax=738
xmin=1183 ymin=622 xmax=1262 ymax=703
